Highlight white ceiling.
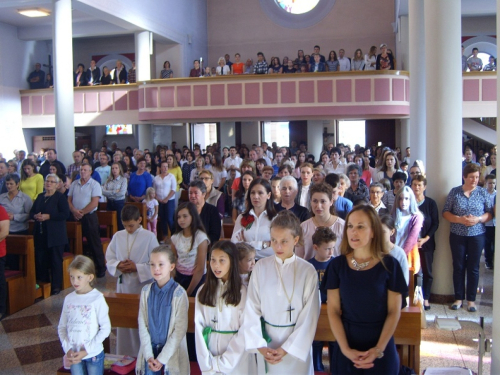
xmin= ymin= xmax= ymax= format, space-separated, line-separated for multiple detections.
xmin=399 ymin=0 xmax=497 ymax=17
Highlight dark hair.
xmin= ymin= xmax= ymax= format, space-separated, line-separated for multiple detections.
xmin=20 ymin=159 xmax=38 ymax=181
xmin=379 ymin=214 xmax=397 ymax=236
xmin=325 ymin=173 xmax=340 ymax=189
xmin=211 ymin=153 xmax=223 ymax=172
xmin=411 ymin=175 xmax=427 ymax=186
xmin=381 ymin=151 xmax=400 ymax=172
xmin=485 ymin=174 xmax=496 ymax=182
xmin=189 ymin=179 xmax=207 ymax=194
xmin=121 ymin=204 xmax=141 ymax=222
xmin=392 ymin=171 xmax=407 ymax=183
xmin=236 ymin=171 xmax=255 ymax=200
xmin=278 ymin=164 xmax=292 ymax=175
xmin=174 ymin=202 xmax=207 ymax=251
xmin=198 ymin=240 xmax=242 ymax=307
xmin=49 ymin=162 xmax=63 ymax=175
xmin=331 ymin=147 xmax=341 ymax=156
xmin=463 ymin=163 xmax=480 ymax=178
xmin=346 ymin=163 xmax=362 ymax=177
xmin=243 ymin=178 xmax=277 ymax=220
xmin=312 ymin=226 xmax=337 ymax=246
xmin=270 ymin=210 xmax=303 ymax=245
xmin=163 ymin=61 xmax=171 ymax=69
xmin=309 ymin=183 xmax=336 ymax=215
xmin=4 ymin=173 xmax=20 ymax=185
xmin=151 ymin=245 xmax=177 ymax=278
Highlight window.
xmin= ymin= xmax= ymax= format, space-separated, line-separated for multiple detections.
xmin=338 ymin=121 xmax=365 ymax=149
xmin=275 ymin=0 xmax=320 ymax=14
xmin=262 ymin=121 xmax=290 ymax=147
xmin=192 ymin=123 xmax=217 ymax=153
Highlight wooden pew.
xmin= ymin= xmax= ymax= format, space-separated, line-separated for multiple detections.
xmin=5 ymin=235 xmax=36 ymax=314
xmin=222 ymin=223 xmax=234 ymax=239
xmin=97 ymin=210 xmax=118 ymax=255
xmin=62 ymin=222 xmax=84 ymax=290
xmin=100 ymin=293 xmax=421 ymax=374
xmin=124 ymin=202 xmax=148 ymax=229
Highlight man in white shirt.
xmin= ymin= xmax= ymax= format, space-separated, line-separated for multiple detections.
xmin=338 ymin=49 xmax=351 ymax=71
xmin=325 ymin=147 xmax=346 ymax=175
xmin=223 ymin=146 xmax=243 ymax=178
xmin=261 ymin=142 xmax=274 ymax=160
xmin=95 ymin=152 xmax=111 ymax=185
xmin=256 ymin=146 xmax=272 ymax=166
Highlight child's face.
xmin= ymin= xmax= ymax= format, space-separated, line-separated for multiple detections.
xmin=210 ymin=249 xmax=231 ymax=282
xmin=393 ymin=179 xmax=405 ymax=193
xmin=122 ymin=219 xmax=142 ymax=234
xmin=177 ymin=208 xmax=192 ymax=229
xmin=239 ymin=252 xmax=256 ymax=274
xmin=486 ymin=178 xmax=496 ymax=191
xmin=271 ymin=227 xmax=299 ymax=261
xmin=313 ymin=241 xmax=336 ymax=262
xmin=149 ymin=191 xmax=155 ymax=199
xmin=70 ymin=269 xmax=94 ymax=294
xmin=401 ymin=165 xmax=408 ymax=172
xmin=150 ymin=252 xmax=175 ymax=286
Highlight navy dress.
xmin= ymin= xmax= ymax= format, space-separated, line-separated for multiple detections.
xmin=321 ymin=255 xmax=408 ymax=375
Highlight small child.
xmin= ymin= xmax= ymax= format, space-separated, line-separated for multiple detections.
xmin=235 ymin=242 xmax=256 ymax=286
xmin=143 ymin=187 xmax=159 ymax=235
xmin=58 ymin=255 xmax=111 ymax=374
xmin=243 ymin=210 xmax=320 ymax=374
xmin=137 ymin=246 xmax=189 ymax=375
xmin=203 ymin=66 xmax=212 ymax=77
xmin=484 ymin=174 xmax=497 ymax=269
xmin=308 ymin=227 xmax=337 ymax=372
xmin=195 ymin=240 xmax=256 ymax=374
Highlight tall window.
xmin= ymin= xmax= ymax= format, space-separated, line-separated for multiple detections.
xmin=192 ymin=123 xmax=217 ymax=152
xmin=338 ymin=120 xmax=365 ymax=149
xmin=262 ymin=121 xmax=290 ymax=147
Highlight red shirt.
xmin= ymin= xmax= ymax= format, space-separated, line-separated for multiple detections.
xmin=0 ymin=205 xmax=8 ymax=257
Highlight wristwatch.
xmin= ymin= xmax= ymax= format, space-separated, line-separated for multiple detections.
xmin=374 ymin=347 xmax=384 ymax=359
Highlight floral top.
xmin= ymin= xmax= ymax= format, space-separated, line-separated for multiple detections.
xmin=443 ymin=185 xmax=493 ymax=236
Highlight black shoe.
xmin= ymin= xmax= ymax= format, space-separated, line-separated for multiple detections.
xmin=97 ymin=272 xmax=106 ymax=278
xmin=486 ymin=263 xmax=494 ymax=270
xmin=51 ymin=289 xmax=61 ymax=296
xmin=451 ymin=303 xmax=462 ymax=310
xmin=468 ymin=305 xmax=477 ymax=312
xmin=424 ymin=305 xmax=431 ymax=311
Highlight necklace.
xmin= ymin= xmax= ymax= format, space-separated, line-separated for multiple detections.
xmin=315 ymin=214 xmax=332 ymax=227
xmin=126 ymin=229 xmax=140 ymax=259
xmin=274 ymin=257 xmax=297 ymax=322
xmin=351 ymin=255 xmax=372 ymax=271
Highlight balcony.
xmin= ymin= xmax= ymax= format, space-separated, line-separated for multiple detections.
xmin=18 ymin=70 xmax=496 ymax=128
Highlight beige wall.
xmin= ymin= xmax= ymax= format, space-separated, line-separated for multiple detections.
xmin=207 ymin=0 xmax=396 ymax=67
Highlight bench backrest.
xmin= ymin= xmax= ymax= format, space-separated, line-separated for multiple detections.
xmin=97 ymin=210 xmax=118 ymax=238
xmin=66 ymin=221 xmax=83 ymax=255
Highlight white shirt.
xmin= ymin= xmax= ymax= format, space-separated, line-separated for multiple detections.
xmin=231 ymin=209 xmax=273 ymax=259
xmin=295 ymin=217 xmax=345 ymax=260
xmin=153 ymin=174 xmax=177 ymax=201
xmin=171 ymin=230 xmax=209 ymax=275
xmin=300 ymin=184 xmax=311 ymax=209
xmin=224 ymin=156 xmax=243 ymax=178
xmin=364 ymin=54 xmax=376 ymax=70
xmin=325 ymin=161 xmax=346 ymax=175
xmin=338 ymin=57 xmax=351 ymax=71
xmin=211 ymin=168 xmax=227 ymax=188
xmin=243 ymin=255 xmax=320 ymax=374
xmin=58 ymin=289 xmax=111 ymax=359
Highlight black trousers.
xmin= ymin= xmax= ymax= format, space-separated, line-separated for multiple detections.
xmin=107 ymin=199 xmax=125 ymax=231
xmin=0 ymin=256 xmax=6 ymax=314
xmin=418 ymin=249 xmax=434 ymax=301
xmin=81 ymin=212 xmax=106 ymax=275
xmin=34 ymin=234 xmax=64 ymax=291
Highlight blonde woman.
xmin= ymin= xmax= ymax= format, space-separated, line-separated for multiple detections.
xmin=216 ymin=56 xmax=230 ymax=75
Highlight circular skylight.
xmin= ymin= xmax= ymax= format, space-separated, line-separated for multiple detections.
xmin=275 ymin=0 xmax=321 ymax=14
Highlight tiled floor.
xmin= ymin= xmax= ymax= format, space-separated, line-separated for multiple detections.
xmin=0 ymin=260 xmax=494 ymax=375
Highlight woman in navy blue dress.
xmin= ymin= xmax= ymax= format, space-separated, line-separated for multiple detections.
xmin=321 ymin=205 xmax=408 ymax=374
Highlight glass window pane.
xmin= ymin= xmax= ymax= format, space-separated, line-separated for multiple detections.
xmin=263 ymin=121 xmax=289 ymax=147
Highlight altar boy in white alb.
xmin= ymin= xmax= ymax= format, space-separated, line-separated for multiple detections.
xmin=105 ymin=205 xmax=159 ymax=357
xmin=243 ymin=211 xmax=320 ymax=374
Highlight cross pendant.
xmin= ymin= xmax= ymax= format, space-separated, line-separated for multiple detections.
xmin=286 ymin=305 xmax=295 ymax=322
xmin=211 ymin=317 xmax=218 ymax=326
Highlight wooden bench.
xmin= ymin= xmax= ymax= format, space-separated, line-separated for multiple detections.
xmin=61 ymin=222 xmax=84 ymax=290
xmin=99 ymin=293 xmax=421 ymax=374
xmin=97 ymin=210 xmax=118 ymax=255
xmin=124 ymin=202 xmax=148 ymax=229
xmin=5 ymin=235 xmax=37 ymax=314
xmin=222 ymin=223 xmax=234 ymax=239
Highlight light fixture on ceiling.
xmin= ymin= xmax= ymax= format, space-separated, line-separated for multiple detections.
xmin=17 ymin=8 xmax=50 ymax=17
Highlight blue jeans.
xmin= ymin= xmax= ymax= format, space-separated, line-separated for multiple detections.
xmin=158 ymin=200 xmax=175 ymax=237
xmin=450 ymin=232 xmax=485 ymax=301
xmin=145 ymin=344 xmax=169 ymax=375
xmin=70 ymin=350 xmax=104 ymax=375
xmin=107 ymin=199 xmax=125 ymax=230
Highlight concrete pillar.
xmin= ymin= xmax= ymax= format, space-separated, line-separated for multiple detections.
xmin=424 ymin=0 xmax=462 ymax=299
xmin=409 ymin=0 xmax=426 ymax=164
xmin=138 ymin=124 xmax=153 ymax=151
xmin=491 ymin=1 xmax=500 ymax=371
xmin=52 ymin=0 xmax=74 ymax=166
xmin=399 ymin=119 xmax=410 ymax=152
xmin=135 ymin=31 xmax=152 ymax=81
xmin=307 ymin=121 xmax=324 ymax=161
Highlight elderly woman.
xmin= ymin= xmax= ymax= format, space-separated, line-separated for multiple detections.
xmin=276 ymin=175 xmax=310 ymax=222
xmin=369 ymin=182 xmax=390 ymax=216
xmin=198 ymin=169 xmax=224 ymax=219
xmin=0 ymin=174 xmax=32 ymax=235
xmin=29 ymin=174 xmax=70 ymax=295
xmin=345 ymin=164 xmax=369 ymax=203
xmin=443 ymin=164 xmax=493 ymax=312
xmin=312 ymin=168 xmax=326 ymax=184
xmin=216 ymin=56 xmax=230 ymax=75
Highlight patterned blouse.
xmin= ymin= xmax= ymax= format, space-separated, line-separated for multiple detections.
xmin=443 ymin=185 xmax=493 ymax=236
xmin=161 ymin=69 xmax=173 ymax=79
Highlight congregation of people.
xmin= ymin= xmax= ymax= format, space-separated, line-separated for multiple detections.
xmin=0 ymin=137 xmax=495 ymax=374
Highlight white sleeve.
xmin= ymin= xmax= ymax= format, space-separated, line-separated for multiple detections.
xmin=281 ymin=267 xmax=321 ymax=361
xmin=105 ymin=235 xmax=122 ymax=277
xmin=84 ymin=295 xmax=111 ymax=354
xmin=194 ymin=287 xmax=216 ymax=374
xmin=230 ymin=214 xmax=243 ymax=243
xmin=57 ymin=298 xmax=71 ymax=354
xmin=136 ymin=234 xmax=158 ymax=283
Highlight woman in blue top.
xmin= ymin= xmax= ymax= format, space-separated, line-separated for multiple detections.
xmin=443 ymin=163 xmax=493 ymax=312
xmin=128 ymin=158 xmax=153 ymax=203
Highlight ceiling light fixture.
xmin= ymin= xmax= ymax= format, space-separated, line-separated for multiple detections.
xmin=17 ymin=8 xmax=50 ymax=17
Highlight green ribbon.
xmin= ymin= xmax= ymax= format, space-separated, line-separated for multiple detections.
xmin=202 ymin=326 xmax=238 ymax=351
xmin=260 ymin=318 xmax=295 ymax=373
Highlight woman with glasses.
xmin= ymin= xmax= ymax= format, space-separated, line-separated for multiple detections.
xmin=29 ymin=174 xmax=70 ymax=295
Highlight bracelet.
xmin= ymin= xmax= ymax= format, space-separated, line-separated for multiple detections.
xmin=374 ymin=347 xmax=384 ymax=359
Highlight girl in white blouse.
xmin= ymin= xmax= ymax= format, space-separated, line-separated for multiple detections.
xmin=231 ymin=178 xmax=277 ymax=260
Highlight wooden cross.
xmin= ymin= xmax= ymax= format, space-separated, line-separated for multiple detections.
xmin=286 ymin=305 xmax=295 ymax=322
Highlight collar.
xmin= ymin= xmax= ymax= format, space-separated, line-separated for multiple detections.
xmin=275 ymin=254 xmax=296 ymax=266
xmin=154 ymin=277 xmax=175 ymax=293
xmin=78 ymin=177 xmax=92 ymax=186
xmin=249 ymin=208 xmax=268 ymax=218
